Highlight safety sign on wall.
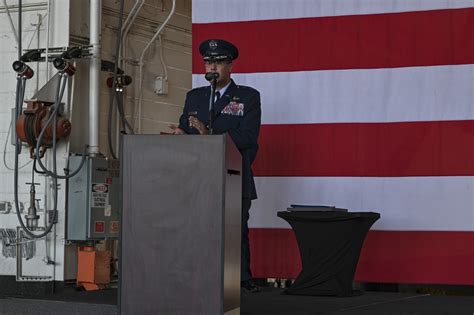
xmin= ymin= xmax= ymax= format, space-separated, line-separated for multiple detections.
xmin=91 ymin=183 xmax=109 ymax=208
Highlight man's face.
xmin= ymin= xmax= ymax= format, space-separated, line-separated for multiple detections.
xmin=204 ymin=59 xmax=233 ymax=85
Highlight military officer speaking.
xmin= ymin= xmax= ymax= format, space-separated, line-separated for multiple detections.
xmin=169 ymin=39 xmax=261 ymax=293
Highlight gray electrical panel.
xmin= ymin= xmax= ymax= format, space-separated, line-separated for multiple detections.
xmin=67 ymin=156 xmax=120 ymax=241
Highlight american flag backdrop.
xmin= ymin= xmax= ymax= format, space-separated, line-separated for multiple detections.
xmin=192 ymin=1 xmax=474 ymax=285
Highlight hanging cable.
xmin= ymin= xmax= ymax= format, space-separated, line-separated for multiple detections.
xmin=34 ymin=72 xmax=88 ymax=179
xmin=13 ymin=68 xmax=75 ymax=239
xmin=2 ymin=121 xmax=33 ymax=170
xmin=116 ymin=88 xmax=134 ymax=134
xmin=3 ymin=75 xmax=33 ymax=170
xmin=107 ymin=0 xmax=126 ymax=159
xmin=12 ymin=70 xmax=56 ymax=239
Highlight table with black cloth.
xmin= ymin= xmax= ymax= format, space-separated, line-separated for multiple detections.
xmin=277 ymin=211 xmax=380 ymax=297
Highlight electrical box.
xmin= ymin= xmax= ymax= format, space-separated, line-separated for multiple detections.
xmin=67 ymin=156 xmax=120 ymax=241
xmin=154 ymin=75 xmax=168 ymax=95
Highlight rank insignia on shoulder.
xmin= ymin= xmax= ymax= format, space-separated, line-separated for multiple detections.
xmin=221 ymin=102 xmax=244 ymax=116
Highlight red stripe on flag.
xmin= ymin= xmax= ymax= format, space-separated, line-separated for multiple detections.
xmin=249 ymin=228 xmax=301 ymax=279
xmin=192 ymin=8 xmax=474 ymax=73
xmin=250 ymin=229 xmax=474 ymax=285
xmin=356 ymin=230 xmax=474 ymax=284
xmin=253 ymin=121 xmax=474 ymax=177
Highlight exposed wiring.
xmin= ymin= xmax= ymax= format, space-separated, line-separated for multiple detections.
xmin=34 ymin=74 xmax=88 ymax=180
xmin=158 ymin=34 xmax=168 ymax=80
xmin=2 ymin=119 xmax=33 ymax=171
xmin=13 ymin=75 xmax=57 ymax=239
xmin=136 ymin=0 xmax=176 ymax=133
xmin=3 ymin=70 xmax=32 ymax=170
xmin=107 ymin=0 xmax=126 ymax=159
xmin=117 ymin=0 xmax=144 ymax=151
xmin=13 ymin=70 xmax=79 ymax=239
xmin=116 ymin=91 xmax=134 ymax=134
xmin=119 ymin=0 xmax=144 ymax=68
xmin=64 ymin=61 xmax=76 ymax=157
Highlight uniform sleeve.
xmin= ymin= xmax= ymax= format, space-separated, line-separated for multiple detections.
xmin=228 ymin=91 xmax=261 ymax=150
xmin=178 ymin=92 xmax=192 ymax=134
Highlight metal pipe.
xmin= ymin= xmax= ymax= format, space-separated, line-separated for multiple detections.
xmin=18 ymin=0 xmax=21 ymax=60
xmin=44 ymin=0 xmax=53 ymax=282
xmin=122 ymin=0 xmax=144 ymax=38
xmin=35 ymin=13 xmax=41 ymax=93
xmin=120 ymin=0 xmax=144 ymax=67
xmin=45 ymin=0 xmax=50 ymax=78
xmin=89 ymin=0 xmax=101 ymax=155
xmin=117 ymin=0 xmax=144 ymax=149
xmin=158 ymin=34 xmax=168 ymax=80
xmin=136 ymin=0 xmax=176 ymax=133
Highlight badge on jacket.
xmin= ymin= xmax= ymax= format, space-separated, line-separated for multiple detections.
xmin=221 ymin=101 xmax=244 ymax=116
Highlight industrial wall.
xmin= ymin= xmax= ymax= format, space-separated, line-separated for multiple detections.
xmin=69 ymin=0 xmax=191 ymax=155
xmin=0 ymin=0 xmax=191 ymax=281
xmin=0 ymin=0 xmax=71 ymax=282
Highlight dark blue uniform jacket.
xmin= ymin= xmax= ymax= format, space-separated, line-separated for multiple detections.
xmin=178 ymin=79 xmax=261 ymax=200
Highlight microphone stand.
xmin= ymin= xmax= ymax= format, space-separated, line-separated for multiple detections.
xmin=208 ymin=78 xmax=217 ymax=135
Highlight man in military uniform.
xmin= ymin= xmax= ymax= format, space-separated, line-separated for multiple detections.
xmin=170 ymin=39 xmax=261 ymax=292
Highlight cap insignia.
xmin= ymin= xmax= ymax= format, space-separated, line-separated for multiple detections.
xmin=209 ymin=40 xmax=218 ymax=49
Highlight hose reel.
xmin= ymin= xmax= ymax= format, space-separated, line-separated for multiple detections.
xmin=15 ymin=100 xmax=71 ymax=158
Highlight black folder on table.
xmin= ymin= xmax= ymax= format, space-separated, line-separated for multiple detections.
xmin=287 ymin=204 xmax=348 ymax=212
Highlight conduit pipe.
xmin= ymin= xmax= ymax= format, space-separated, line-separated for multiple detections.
xmin=116 ymin=0 xmax=144 ymax=148
xmin=45 ymin=0 xmax=50 ymax=78
xmin=89 ymin=0 xmax=101 ymax=155
xmin=120 ymin=0 xmax=144 ymax=67
xmin=136 ymin=0 xmax=175 ymax=133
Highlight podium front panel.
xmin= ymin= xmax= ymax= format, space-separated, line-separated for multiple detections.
xmin=120 ymin=135 xmax=241 ymax=315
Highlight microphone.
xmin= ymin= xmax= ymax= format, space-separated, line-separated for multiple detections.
xmin=107 ymin=75 xmax=133 ymax=88
xmin=205 ymin=72 xmax=219 ymax=81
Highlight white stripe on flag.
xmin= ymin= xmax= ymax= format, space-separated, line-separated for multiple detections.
xmin=193 ymin=0 xmax=474 ymax=23
xmin=193 ymin=64 xmax=474 ymax=124
xmin=250 ymin=176 xmax=474 ymax=231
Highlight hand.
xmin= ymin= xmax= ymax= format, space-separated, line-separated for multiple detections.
xmin=169 ymin=124 xmax=185 ymax=135
xmin=188 ymin=116 xmax=209 ymax=135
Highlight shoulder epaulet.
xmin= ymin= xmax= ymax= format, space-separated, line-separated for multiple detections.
xmin=188 ymin=86 xmax=207 ymax=93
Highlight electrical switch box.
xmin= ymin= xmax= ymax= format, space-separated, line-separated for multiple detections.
xmin=67 ymin=156 xmax=120 ymax=240
xmin=154 ymin=75 xmax=168 ymax=95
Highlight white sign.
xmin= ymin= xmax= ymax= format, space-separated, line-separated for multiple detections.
xmin=92 ymin=183 xmax=109 ymax=208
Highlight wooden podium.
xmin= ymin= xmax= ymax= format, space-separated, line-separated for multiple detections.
xmin=119 ymin=134 xmax=241 ymax=315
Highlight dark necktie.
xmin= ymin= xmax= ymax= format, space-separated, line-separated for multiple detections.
xmin=215 ymin=91 xmax=221 ymax=101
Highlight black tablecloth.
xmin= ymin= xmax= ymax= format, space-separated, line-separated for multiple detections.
xmin=277 ymin=211 xmax=380 ymax=296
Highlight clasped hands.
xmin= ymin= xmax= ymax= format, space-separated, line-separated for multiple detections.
xmin=168 ymin=116 xmax=208 ymax=135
